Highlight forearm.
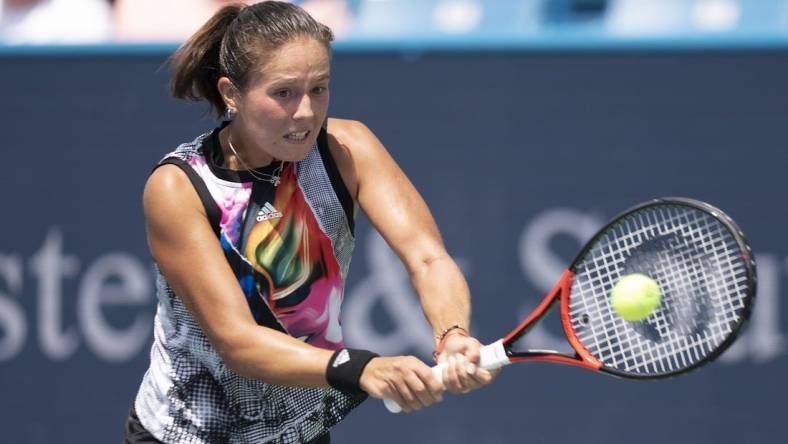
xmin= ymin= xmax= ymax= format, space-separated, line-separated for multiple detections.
xmin=409 ymin=254 xmax=471 ymax=345
xmin=215 ymin=324 xmax=334 ymax=387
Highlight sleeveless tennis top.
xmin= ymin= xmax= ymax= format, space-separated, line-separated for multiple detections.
xmin=134 ymin=124 xmax=364 ymax=444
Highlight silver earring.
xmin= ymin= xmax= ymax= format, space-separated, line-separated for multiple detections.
xmin=224 ymin=108 xmax=236 ymax=121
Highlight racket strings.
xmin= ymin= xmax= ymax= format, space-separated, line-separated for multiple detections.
xmin=568 ymin=204 xmax=751 ymax=376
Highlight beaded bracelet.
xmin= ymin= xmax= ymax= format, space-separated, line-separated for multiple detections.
xmin=432 ymin=325 xmax=469 ymax=361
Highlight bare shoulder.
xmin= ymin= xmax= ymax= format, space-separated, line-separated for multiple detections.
xmin=143 ymin=164 xmax=205 ymax=220
xmin=326 ymin=118 xmax=383 ymax=156
xmin=326 ymin=117 xmax=373 ymax=143
xmin=325 ymin=118 xmax=384 ymax=201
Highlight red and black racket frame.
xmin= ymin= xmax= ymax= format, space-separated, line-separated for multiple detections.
xmin=498 ymin=197 xmax=758 ymax=379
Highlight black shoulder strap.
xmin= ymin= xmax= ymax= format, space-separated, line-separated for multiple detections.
xmin=316 ymin=126 xmax=355 ymax=234
xmin=153 ymin=158 xmax=222 ymax=237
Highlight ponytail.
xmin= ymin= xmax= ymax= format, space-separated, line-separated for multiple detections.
xmin=167 ymin=1 xmax=334 ymax=119
xmin=168 ymin=4 xmax=245 ymax=117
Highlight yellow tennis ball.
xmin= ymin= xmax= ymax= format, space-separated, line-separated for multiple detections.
xmin=610 ymin=273 xmax=662 ymax=321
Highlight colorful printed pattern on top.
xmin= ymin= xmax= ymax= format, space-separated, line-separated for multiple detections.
xmin=225 ymin=165 xmax=344 ymax=349
xmin=183 ymin=142 xmax=348 ymax=350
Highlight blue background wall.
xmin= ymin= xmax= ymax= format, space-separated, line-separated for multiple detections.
xmin=1 ymin=49 xmax=786 ymax=443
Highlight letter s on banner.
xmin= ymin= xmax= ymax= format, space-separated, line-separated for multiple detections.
xmin=0 ymin=255 xmax=26 ymax=361
xmin=519 ymin=207 xmax=602 ymax=292
xmin=517 ymin=208 xmax=603 ymax=352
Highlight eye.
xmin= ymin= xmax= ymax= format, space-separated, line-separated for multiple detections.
xmin=312 ymin=86 xmax=327 ymax=95
xmin=275 ymin=89 xmax=291 ymax=98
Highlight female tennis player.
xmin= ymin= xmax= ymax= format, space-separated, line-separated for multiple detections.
xmin=125 ymin=2 xmax=495 ymax=443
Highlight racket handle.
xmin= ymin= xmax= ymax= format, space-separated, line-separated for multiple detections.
xmin=383 ymin=340 xmax=509 ymax=413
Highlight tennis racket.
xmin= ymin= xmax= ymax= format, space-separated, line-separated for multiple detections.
xmin=385 ymin=197 xmax=756 ymax=413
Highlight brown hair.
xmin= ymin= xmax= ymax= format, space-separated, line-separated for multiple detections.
xmin=168 ymin=1 xmax=334 ymax=117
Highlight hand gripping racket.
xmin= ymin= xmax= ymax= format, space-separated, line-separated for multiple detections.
xmin=385 ymin=197 xmax=756 ymax=413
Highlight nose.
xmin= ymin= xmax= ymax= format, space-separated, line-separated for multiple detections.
xmin=293 ymin=93 xmax=314 ymax=121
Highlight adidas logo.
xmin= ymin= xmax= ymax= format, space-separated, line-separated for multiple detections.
xmin=256 ymin=202 xmax=283 ymax=222
xmin=332 ymin=349 xmax=350 ymax=367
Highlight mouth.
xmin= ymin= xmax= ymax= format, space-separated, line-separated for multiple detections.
xmin=284 ymin=130 xmax=310 ymax=142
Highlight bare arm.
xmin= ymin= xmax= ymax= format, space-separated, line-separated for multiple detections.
xmin=328 ymin=118 xmax=496 ymax=393
xmin=327 ymin=119 xmax=469 ymax=338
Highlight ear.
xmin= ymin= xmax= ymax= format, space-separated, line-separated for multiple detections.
xmin=217 ymin=77 xmax=241 ymax=112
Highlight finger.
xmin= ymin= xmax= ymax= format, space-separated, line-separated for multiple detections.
xmin=425 ymin=365 xmax=445 ymax=399
xmin=412 ymin=361 xmax=444 ymax=402
xmin=405 ymin=371 xmax=439 ymax=407
xmin=464 ymin=345 xmax=481 ymax=365
xmin=465 ymin=367 xmax=497 ymax=389
xmin=384 ymin=383 xmax=413 ymax=414
xmin=411 ymin=357 xmax=443 ymax=401
xmin=391 ymin=375 xmax=420 ymax=412
xmin=466 ymin=359 xmax=477 ymax=376
xmin=444 ymin=355 xmax=464 ymax=393
xmin=391 ymin=394 xmax=413 ymax=414
xmin=441 ymin=360 xmax=450 ymax=394
xmin=453 ymin=355 xmax=476 ymax=393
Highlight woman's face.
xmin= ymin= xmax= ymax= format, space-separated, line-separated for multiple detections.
xmin=231 ymin=37 xmax=331 ymax=163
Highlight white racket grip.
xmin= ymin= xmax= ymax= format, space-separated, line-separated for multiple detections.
xmin=383 ymin=340 xmax=509 ymax=413
xmin=478 ymin=339 xmax=510 ymax=370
